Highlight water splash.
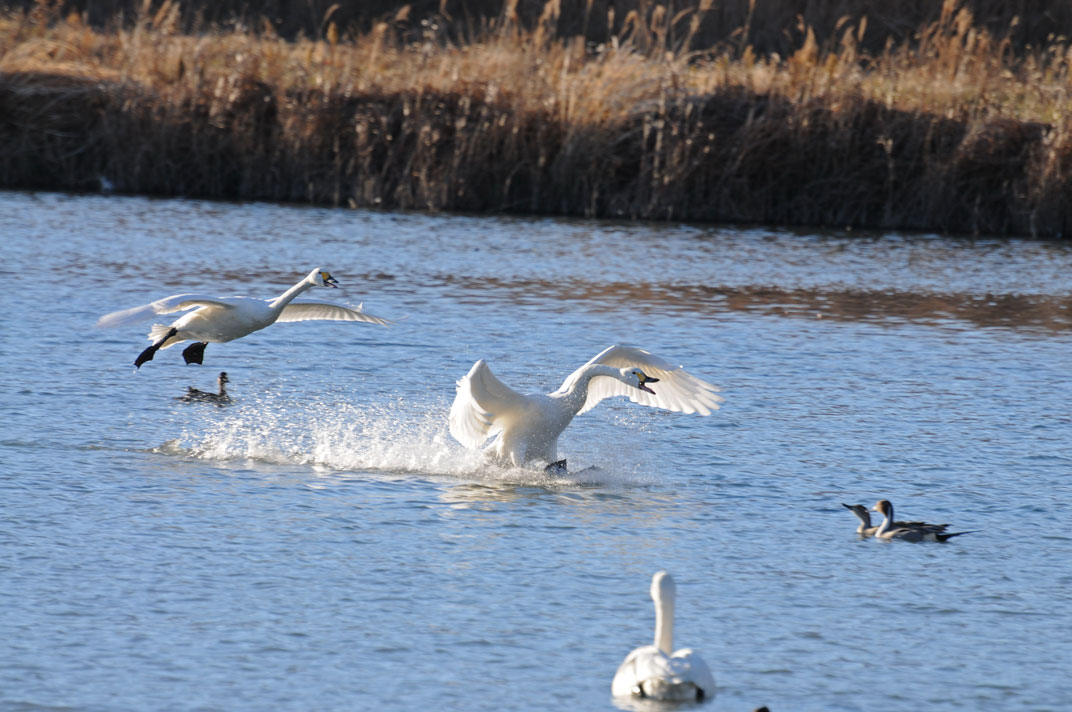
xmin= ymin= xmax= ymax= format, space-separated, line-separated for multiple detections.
xmin=165 ymin=391 xmax=650 ymax=488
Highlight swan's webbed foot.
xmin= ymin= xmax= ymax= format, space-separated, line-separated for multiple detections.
xmin=134 ymin=327 xmax=177 ymax=369
xmin=182 ymin=341 xmax=208 ymax=365
xmin=134 ymin=345 xmax=157 ymax=369
xmin=544 ymin=459 xmax=568 ymax=476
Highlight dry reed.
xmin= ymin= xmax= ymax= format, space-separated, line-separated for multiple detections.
xmin=3 ymin=0 xmax=1072 ymax=236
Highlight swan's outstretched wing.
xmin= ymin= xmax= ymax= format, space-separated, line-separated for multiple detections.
xmin=96 ymin=294 xmax=236 ymax=329
xmin=561 ymin=344 xmax=724 ymax=416
xmin=449 ymin=360 xmax=528 ymax=449
xmin=277 ymin=300 xmax=390 ymax=326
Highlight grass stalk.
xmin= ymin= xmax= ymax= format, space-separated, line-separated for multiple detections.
xmin=2 ymin=1 xmax=1072 ymax=236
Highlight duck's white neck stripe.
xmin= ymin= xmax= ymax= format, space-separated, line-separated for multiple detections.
xmin=875 ymin=507 xmax=892 ymax=536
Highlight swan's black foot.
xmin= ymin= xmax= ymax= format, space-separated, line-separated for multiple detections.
xmin=134 ymin=327 xmax=177 ymax=369
xmin=182 ymin=341 xmax=208 ymax=365
xmin=544 ymin=459 xmax=568 ymax=475
xmin=134 ymin=344 xmax=158 ymax=369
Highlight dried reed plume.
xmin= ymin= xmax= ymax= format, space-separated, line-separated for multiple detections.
xmin=2 ymin=0 xmax=1072 ymax=237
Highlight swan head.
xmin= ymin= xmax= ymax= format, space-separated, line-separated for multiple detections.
xmin=871 ymin=499 xmax=893 ymax=518
xmin=651 ymin=570 xmax=676 ymax=605
xmin=624 ymin=368 xmax=659 ymax=394
xmin=308 ymin=268 xmax=340 ymax=288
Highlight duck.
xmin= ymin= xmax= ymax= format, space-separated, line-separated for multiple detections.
xmin=612 ymin=571 xmax=715 ymax=702
xmin=96 ymin=267 xmax=389 ymax=368
xmin=871 ymin=500 xmax=972 ymax=542
xmin=448 ymin=344 xmax=723 ymax=469
xmin=179 ymin=371 xmax=231 ymax=405
xmin=841 ymin=502 xmax=949 ymax=537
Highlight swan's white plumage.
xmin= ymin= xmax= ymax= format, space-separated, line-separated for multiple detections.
xmin=559 ymin=345 xmax=724 ymax=416
xmin=612 ymin=645 xmax=713 ymax=701
xmin=448 ymin=359 xmax=528 ymax=451
xmin=448 ymin=345 xmax=721 ymax=467
xmin=95 ymin=294 xmax=237 ymax=330
xmin=612 ymin=571 xmax=715 ymax=702
xmin=96 ymin=268 xmax=388 ymax=365
xmin=277 ymin=300 xmax=389 ymax=325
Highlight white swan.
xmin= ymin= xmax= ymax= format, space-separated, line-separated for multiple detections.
xmin=96 ymin=267 xmax=389 ymax=368
xmin=448 ymin=345 xmax=723 ymax=468
xmin=612 ymin=571 xmax=716 ymax=702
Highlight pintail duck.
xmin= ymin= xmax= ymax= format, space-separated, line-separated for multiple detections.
xmin=871 ymin=499 xmax=972 ymax=542
xmin=180 ymin=371 xmax=232 ymax=405
xmin=842 ymin=502 xmax=949 ymax=537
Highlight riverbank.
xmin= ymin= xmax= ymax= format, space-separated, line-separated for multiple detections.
xmin=2 ymin=3 xmax=1071 ymax=237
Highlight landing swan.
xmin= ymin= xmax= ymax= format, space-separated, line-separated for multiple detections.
xmin=448 ymin=345 xmax=723 ymax=468
xmin=96 ymin=268 xmax=389 ymax=368
xmin=841 ymin=503 xmax=949 ymax=537
xmin=179 ymin=371 xmax=231 ymax=405
xmin=871 ymin=500 xmax=972 ymax=542
xmin=612 ymin=571 xmax=715 ymax=702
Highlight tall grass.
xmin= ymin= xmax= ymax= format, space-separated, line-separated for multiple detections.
xmin=2 ymin=0 xmax=1072 ymax=236
xmin=9 ymin=0 xmax=1072 ymax=55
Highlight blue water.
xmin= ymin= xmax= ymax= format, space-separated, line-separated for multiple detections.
xmin=2 ymin=190 xmax=1071 ymax=712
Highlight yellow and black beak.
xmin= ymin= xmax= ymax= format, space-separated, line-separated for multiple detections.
xmin=637 ymin=373 xmax=659 ymax=394
xmin=321 ymin=271 xmax=340 ymax=288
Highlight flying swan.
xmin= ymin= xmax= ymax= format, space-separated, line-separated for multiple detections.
xmin=96 ymin=267 xmax=389 ymax=368
xmin=612 ymin=571 xmax=716 ymax=702
xmin=448 ymin=344 xmax=722 ymax=469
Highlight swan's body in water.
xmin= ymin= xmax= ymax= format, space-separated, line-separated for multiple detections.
xmin=612 ymin=571 xmax=715 ymax=702
xmin=871 ymin=500 xmax=972 ymax=542
xmin=841 ymin=503 xmax=949 ymax=537
xmin=96 ymin=268 xmax=389 ymax=368
xmin=179 ymin=371 xmax=231 ymax=405
xmin=448 ymin=345 xmax=723 ymax=469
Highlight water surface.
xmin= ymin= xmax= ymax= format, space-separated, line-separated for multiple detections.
xmin=2 ymin=191 xmax=1071 ymax=712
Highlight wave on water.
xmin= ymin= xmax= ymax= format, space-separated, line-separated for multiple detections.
xmin=160 ymin=392 xmax=650 ymax=488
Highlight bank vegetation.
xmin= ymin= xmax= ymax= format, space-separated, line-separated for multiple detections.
xmin=3 ymin=0 xmax=1072 ymax=237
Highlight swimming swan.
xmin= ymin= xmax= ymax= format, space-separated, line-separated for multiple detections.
xmin=612 ymin=571 xmax=715 ymax=702
xmin=841 ymin=503 xmax=949 ymax=537
xmin=448 ymin=345 xmax=723 ymax=468
xmin=871 ymin=500 xmax=972 ymax=542
xmin=179 ymin=371 xmax=231 ymax=405
xmin=96 ymin=268 xmax=389 ymax=368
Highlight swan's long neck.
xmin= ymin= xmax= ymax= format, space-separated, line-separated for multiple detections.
xmin=558 ymin=365 xmax=624 ymax=414
xmin=268 ymin=277 xmax=315 ymax=314
xmin=653 ymin=593 xmax=675 ymax=655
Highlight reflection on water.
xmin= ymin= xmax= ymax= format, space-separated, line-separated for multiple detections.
xmin=438 ymin=275 xmax=1072 ymax=331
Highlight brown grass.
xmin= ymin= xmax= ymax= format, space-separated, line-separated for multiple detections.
xmin=3 ymin=0 xmax=1072 ymax=236
xmin=12 ymin=0 xmax=1072 ymax=56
